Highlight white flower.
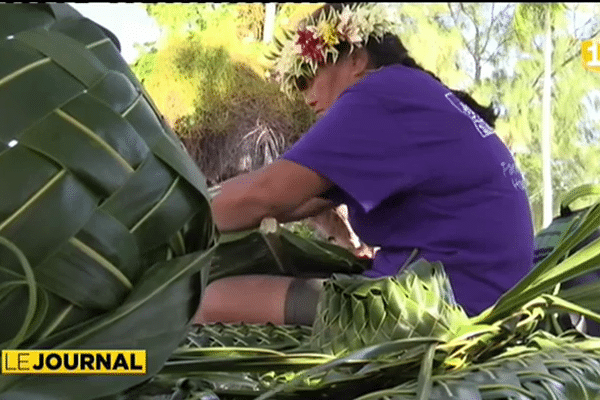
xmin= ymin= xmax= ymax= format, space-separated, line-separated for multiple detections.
xmin=339 ymin=7 xmax=352 ymax=26
xmin=337 ymin=8 xmax=361 ymax=44
xmin=275 ymin=40 xmax=299 ymax=76
xmin=272 ymin=3 xmax=396 ymax=96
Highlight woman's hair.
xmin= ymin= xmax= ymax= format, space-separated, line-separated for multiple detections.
xmin=312 ymin=3 xmax=498 ymax=127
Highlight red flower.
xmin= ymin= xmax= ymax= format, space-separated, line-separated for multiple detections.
xmin=303 ymin=43 xmax=325 ymax=62
xmin=296 ymin=28 xmax=325 ymax=62
xmin=296 ymin=29 xmax=314 ymax=47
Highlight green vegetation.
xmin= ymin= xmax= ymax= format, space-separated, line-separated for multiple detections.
xmin=0 ymin=4 xmax=214 ymax=397
xmin=132 ymin=3 xmax=317 ymax=185
xmin=2 ymin=4 xmax=600 ymax=400
xmin=132 ymin=3 xmax=600 ymax=232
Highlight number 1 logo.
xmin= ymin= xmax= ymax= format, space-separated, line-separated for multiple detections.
xmin=582 ymin=38 xmax=600 ymax=73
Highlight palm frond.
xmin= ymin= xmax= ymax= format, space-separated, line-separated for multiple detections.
xmin=0 ymin=4 xmax=214 ymax=399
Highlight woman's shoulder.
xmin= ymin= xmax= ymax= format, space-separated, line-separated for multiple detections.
xmin=338 ymin=65 xmax=450 ymax=114
xmin=367 ymin=65 xmax=434 ymax=85
xmin=348 ymin=65 xmax=447 ymax=99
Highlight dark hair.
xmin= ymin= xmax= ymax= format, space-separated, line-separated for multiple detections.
xmin=310 ymin=3 xmax=498 ymax=127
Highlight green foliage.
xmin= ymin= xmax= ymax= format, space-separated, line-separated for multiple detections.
xmin=503 ymin=3 xmax=600 ymax=230
xmin=119 ymin=197 xmax=600 ymax=398
xmin=393 ymin=4 xmax=470 ymax=90
xmin=144 ymin=4 xmax=214 ymax=35
xmin=130 ymin=47 xmax=156 ymax=86
xmin=133 ymin=3 xmax=315 ymax=144
xmin=273 ymin=3 xmax=323 ymax=38
xmin=283 ymin=221 xmax=321 ymax=241
xmin=0 ymin=5 xmax=215 ymax=398
xmin=513 ymin=3 xmax=568 ymax=48
xmin=173 ymin=34 xmax=312 ymax=140
xmin=131 ymin=34 xmax=197 ymax=127
xmin=234 ymin=3 xmax=266 ymax=42
xmin=134 ymin=3 xmax=600 ymax=231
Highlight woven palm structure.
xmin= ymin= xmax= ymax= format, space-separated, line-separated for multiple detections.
xmin=0 ymin=6 xmax=371 ymax=399
xmin=0 ymin=4 xmax=214 ymax=399
xmin=148 ymin=187 xmax=600 ymax=400
xmin=310 ymin=260 xmax=470 ymax=355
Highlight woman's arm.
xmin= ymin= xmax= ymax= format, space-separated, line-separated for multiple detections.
xmin=211 ymin=180 xmax=336 ymax=223
xmin=211 ymin=160 xmax=333 ymax=233
xmin=274 ymin=197 xmax=336 ymax=223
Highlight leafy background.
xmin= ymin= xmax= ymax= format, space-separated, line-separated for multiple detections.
xmin=131 ymin=3 xmax=600 ymax=233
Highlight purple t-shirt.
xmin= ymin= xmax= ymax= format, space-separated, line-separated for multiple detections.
xmin=281 ymin=65 xmax=534 ymax=316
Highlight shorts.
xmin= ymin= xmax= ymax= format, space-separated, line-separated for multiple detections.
xmin=284 ymin=274 xmax=367 ymax=326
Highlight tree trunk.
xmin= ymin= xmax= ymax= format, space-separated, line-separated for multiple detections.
xmin=263 ymin=3 xmax=277 ymax=43
xmin=542 ymin=5 xmax=553 ymax=228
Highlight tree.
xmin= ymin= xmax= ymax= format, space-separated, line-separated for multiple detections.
xmin=144 ymin=3 xmax=215 ymax=36
xmin=263 ymin=3 xmax=277 ymax=43
xmin=390 ymin=3 xmax=470 ymax=89
xmin=514 ymin=4 xmax=563 ymax=228
xmin=510 ymin=3 xmax=600 ymax=229
xmin=133 ymin=3 xmax=316 ymax=185
xmin=447 ymin=3 xmax=515 ymax=85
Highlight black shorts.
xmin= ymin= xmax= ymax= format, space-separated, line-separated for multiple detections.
xmin=284 ymin=278 xmax=325 ymax=326
xmin=284 ymin=274 xmax=366 ymax=326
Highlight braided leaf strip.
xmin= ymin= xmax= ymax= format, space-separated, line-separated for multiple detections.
xmin=183 ymin=323 xmax=313 ymax=351
xmin=356 ymin=345 xmax=600 ymax=400
xmin=310 ymin=260 xmax=469 ymax=355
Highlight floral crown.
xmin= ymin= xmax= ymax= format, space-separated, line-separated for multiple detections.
xmin=266 ymin=3 xmax=397 ymax=97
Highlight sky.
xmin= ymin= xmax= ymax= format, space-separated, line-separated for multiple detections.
xmin=68 ymin=3 xmax=599 ymax=67
xmin=69 ymin=3 xmax=161 ymax=64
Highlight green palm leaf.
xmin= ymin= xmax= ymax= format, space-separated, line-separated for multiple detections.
xmin=181 ymin=323 xmax=313 ymax=351
xmin=146 ymin=185 xmax=600 ymax=400
xmin=206 ymin=187 xmax=369 ymax=281
xmin=0 ymin=4 xmax=214 ymax=399
xmin=310 ymin=259 xmax=469 ymax=356
xmin=0 ymin=248 xmax=215 ymax=400
xmin=209 ymin=217 xmax=370 ymax=284
xmin=355 ymin=332 xmax=600 ymax=400
xmin=477 ymin=197 xmax=600 ymax=324
xmin=6 ymin=5 xmax=600 ymax=400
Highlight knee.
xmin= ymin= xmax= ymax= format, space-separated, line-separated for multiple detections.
xmin=194 ymin=280 xmax=229 ymax=324
xmin=191 ymin=275 xmax=294 ymax=325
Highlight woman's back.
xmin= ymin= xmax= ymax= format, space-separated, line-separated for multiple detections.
xmin=283 ymin=65 xmax=535 ymax=315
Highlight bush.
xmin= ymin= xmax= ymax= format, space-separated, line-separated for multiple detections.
xmin=132 ymin=18 xmax=316 ymax=185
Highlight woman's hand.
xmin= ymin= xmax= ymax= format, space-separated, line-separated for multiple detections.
xmin=275 ymin=197 xmax=336 ymax=223
xmin=211 ymin=159 xmax=333 ymax=233
xmin=355 ymin=244 xmax=377 ymax=259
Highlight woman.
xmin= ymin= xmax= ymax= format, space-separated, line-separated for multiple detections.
xmin=195 ymin=3 xmax=534 ymax=325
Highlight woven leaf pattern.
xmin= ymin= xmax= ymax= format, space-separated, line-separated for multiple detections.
xmin=0 ymin=5 xmax=212 ymax=347
xmin=184 ymin=323 xmax=313 ymax=351
xmin=4 ymin=5 xmax=600 ymax=400
xmin=359 ymin=338 xmax=600 ymax=400
xmin=0 ymin=4 xmax=214 ymax=399
xmin=310 ymin=260 xmax=470 ymax=355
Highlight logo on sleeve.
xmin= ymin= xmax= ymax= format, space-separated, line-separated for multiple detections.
xmin=445 ymin=93 xmax=495 ymax=139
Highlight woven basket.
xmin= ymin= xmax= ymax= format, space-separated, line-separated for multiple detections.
xmin=0 ymin=4 xmax=213 ymax=399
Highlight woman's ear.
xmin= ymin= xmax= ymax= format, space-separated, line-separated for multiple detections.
xmin=351 ymin=48 xmax=371 ymax=77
